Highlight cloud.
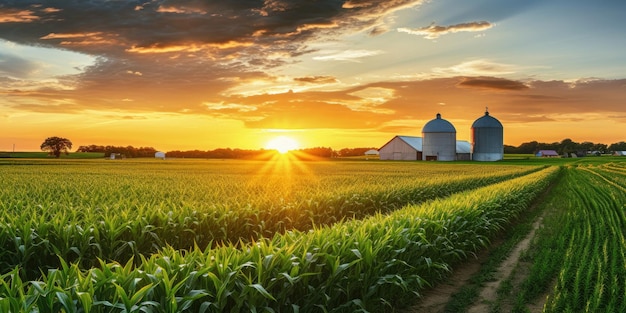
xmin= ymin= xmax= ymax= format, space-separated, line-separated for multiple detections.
xmin=181 ymin=77 xmax=626 ymax=130
xmin=1 ymin=1 xmax=624 ymax=137
xmin=458 ymin=77 xmax=528 ymax=90
xmin=294 ymin=76 xmax=339 ymax=84
xmin=0 ymin=0 xmax=424 ymax=114
xmin=398 ymin=21 xmax=493 ymax=39
xmin=0 ymin=8 xmax=40 ymax=23
xmin=433 ymin=60 xmax=518 ymax=76
xmin=313 ymin=50 xmax=384 ymax=62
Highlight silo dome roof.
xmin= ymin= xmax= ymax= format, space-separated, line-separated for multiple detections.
xmin=472 ymin=110 xmax=503 ymax=128
xmin=422 ymin=113 xmax=456 ymax=133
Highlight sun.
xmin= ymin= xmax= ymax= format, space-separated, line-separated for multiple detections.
xmin=265 ymin=136 xmax=300 ymax=154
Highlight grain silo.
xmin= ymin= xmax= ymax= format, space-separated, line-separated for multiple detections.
xmin=422 ymin=113 xmax=457 ymax=161
xmin=471 ymin=109 xmax=503 ymax=161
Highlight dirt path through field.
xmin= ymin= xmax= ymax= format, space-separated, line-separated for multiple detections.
xmin=403 ymin=211 xmax=549 ymax=313
xmin=466 ymin=216 xmax=545 ymax=313
xmin=403 ymin=240 xmax=501 ymax=313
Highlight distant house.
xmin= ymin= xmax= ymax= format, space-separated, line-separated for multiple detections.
xmin=364 ymin=149 xmax=379 ymax=156
xmin=155 ymin=151 xmax=166 ymax=159
xmin=535 ymin=150 xmax=559 ymax=157
xmin=614 ymin=151 xmax=626 ymax=156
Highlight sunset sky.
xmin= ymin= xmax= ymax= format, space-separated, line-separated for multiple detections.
xmin=1 ymin=0 xmax=625 ymax=152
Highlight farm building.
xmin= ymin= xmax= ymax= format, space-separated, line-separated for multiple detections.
xmin=379 ymin=135 xmax=471 ymax=161
xmin=614 ymin=151 xmax=626 ymax=156
xmin=471 ymin=109 xmax=503 ymax=161
xmin=379 ymin=110 xmax=503 ymax=161
xmin=155 ymin=151 xmax=166 ymax=159
xmin=364 ymin=149 xmax=379 ymax=156
xmin=379 ymin=136 xmax=422 ymax=160
xmin=422 ymin=113 xmax=457 ymax=161
xmin=536 ymin=150 xmax=559 ymax=157
xmin=456 ymin=141 xmax=471 ymax=160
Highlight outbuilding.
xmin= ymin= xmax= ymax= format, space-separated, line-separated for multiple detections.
xmin=536 ymin=150 xmax=559 ymax=157
xmin=614 ymin=151 xmax=626 ymax=156
xmin=155 ymin=151 xmax=166 ymax=159
xmin=456 ymin=140 xmax=471 ymax=161
xmin=364 ymin=149 xmax=379 ymax=156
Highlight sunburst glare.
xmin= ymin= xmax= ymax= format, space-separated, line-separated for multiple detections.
xmin=265 ymin=136 xmax=300 ymax=154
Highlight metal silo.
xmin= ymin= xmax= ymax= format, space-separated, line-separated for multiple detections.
xmin=422 ymin=113 xmax=457 ymax=161
xmin=471 ymin=109 xmax=503 ymax=161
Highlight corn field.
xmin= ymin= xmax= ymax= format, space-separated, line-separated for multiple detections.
xmin=1 ymin=157 xmax=613 ymax=312
xmin=514 ymin=160 xmax=626 ymax=313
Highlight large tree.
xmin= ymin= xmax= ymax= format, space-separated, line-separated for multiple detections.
xmin=40 ymin=136 xmax=73 ymax=158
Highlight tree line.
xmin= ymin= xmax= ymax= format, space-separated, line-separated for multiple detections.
xmin=47 ymin=135 xmax=624 ymax=160
xmin=166 ymin=147 xmax=335 ymax=159
xmin=504 ymin=138 xmax=626 ymax=155
xmin=76 ymin=145 xmax=157 ymax=158
xmin=76 ymin=144 xmax=337 ymax=159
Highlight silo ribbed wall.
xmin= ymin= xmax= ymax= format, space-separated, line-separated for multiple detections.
xmin=423 ymin=133 xmax=456 ymax=161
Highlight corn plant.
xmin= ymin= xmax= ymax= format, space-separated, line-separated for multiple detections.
xmin=0 ymin=164 xmax=560 ymax=312
xmin=0 ymin=159 xmax=542 ymax=278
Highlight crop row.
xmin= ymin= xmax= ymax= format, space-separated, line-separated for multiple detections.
xmin=0 ymin=166 xmax=559 ymax=312
xmin=545 ymin=163 xmax=626 ymax=312
xmin=0 ymin=160 xmax=541 ymax=278
xmin=511 ymin=161 xmax=626 ymax=312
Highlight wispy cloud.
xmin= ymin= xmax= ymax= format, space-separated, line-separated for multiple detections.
xmin=313 ymin=50 xmax=384 ymax=62
xmin=458 ymin=77 xmax=528 ymax=90
xmin=294 ymin=76 xmax=339 ymax=84
xmin=398 ymin=21 xmax=493 ymax=39
xmin=0 ymin=9 xmax=39 ymax=23
xmin=433 ymin=60 xmax=517 ymax=76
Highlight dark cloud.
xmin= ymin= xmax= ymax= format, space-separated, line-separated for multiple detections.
xmin=0 ymin=1 xmax=424 ymax=55
xmin=458 ymin=77 xmax=529 ymax=90
xmin=0 ymin=0 xmax=425 ymax=114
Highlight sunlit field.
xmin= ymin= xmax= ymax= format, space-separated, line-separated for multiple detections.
xmin=0 ymin=157 xmax=624 ymax=311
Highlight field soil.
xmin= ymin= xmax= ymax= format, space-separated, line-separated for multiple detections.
xmin=403 ymin=212 xmax=549 ymax=313
xmin=404 ymin=237 xmax=503 ymax=313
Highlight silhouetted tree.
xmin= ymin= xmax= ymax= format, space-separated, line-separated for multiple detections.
xmin=40 ymin=136 xmax=73 ymax=158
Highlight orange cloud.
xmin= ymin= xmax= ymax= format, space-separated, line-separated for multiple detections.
xmin=458 ymin=77 xmax=529 ymax=90
xmin=0 ymin=9 xmax=39 ymax=23
xmin=156 ymin=5 xmax=207 ymax=15
xmin=294 ymin=76 xmax=338 ymax=84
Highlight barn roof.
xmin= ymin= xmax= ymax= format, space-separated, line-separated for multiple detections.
xmin=397 ymin=136 xmax=423 ymax=150
xmin=536 ymin=150 xmax=559 ymax=156
xmin=456 ymin=140 xmax=471 ymax=154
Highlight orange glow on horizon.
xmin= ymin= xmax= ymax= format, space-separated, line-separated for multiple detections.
xmin=265 ymin=136 xmax=300 ymax=154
